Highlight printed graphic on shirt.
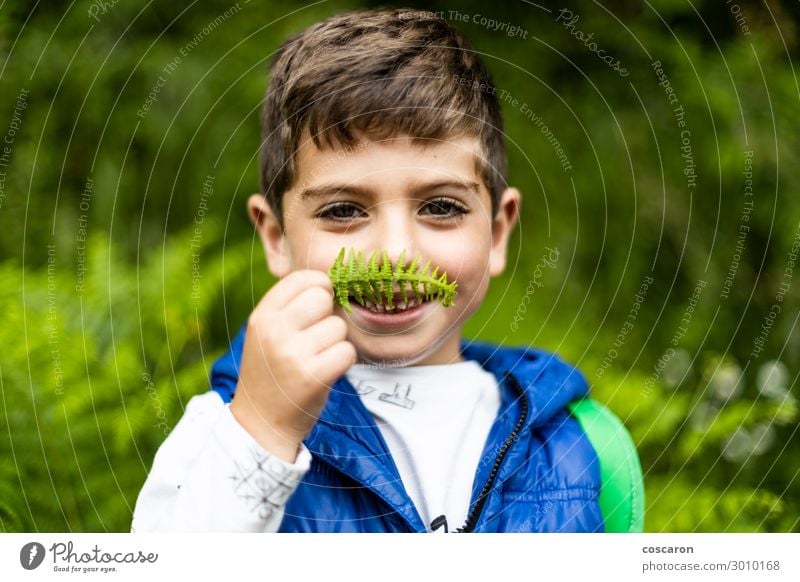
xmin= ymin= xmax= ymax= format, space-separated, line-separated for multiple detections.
xmin=229 ymin=447 xmax=294 ymax=519
xmin=351 ymin=379 xmax=376 ymax=396
xmin=352 ymin=379 xmax=416 ymax=410
xmin=378 ymin=383 xmax=415 ymax=409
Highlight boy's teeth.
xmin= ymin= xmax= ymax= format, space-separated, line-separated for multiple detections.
xmin=358 ymin=293 xmax=423 ymax=314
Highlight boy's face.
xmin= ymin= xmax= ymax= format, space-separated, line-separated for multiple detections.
xmin=249 ymin=130 xmax=520 ymax=367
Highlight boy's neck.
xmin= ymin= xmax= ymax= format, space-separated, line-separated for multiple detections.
xmin=413 ymin=339 xmax=465 ymax=366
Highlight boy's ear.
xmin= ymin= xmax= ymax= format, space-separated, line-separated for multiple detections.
xmin=247 ymin=194 xmax=291 ymax=278
xmin=488 ymin=187 xmax=521 ymax=277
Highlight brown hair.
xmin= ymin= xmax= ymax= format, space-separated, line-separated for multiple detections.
xmin=260 ymin=7 xmax=507 ymax=229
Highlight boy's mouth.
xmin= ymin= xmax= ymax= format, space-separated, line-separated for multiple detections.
xmin=351 ymin=292 xmax=429 ymax=314
xmin=347 ymin=292 xmax=431 ymax=327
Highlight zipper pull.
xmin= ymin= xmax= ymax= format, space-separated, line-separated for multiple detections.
xmin=430 ymin=514 xmax=449 ymax=533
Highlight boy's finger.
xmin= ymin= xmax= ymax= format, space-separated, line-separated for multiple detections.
xmin=282 ymin=286 xmax=334 ymax=330
xmin=310 ymin=340 xmax=357 ymax=382
xmin=297 ymin=315 xmax=348 ymax=354
xmin=260 ymin=269 xmax=332 ymax=312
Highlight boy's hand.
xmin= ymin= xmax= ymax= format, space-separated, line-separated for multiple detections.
xmin=229 ymin=270 xmax=357 ymax=462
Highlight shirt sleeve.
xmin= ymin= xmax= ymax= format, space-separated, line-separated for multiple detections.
xmin=131 ymin=391 xmax=312 ymax=532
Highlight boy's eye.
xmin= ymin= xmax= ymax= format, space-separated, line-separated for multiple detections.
xmin=316 ymin=202 xmax=365 ymax=222
xmin=421 ymin=197 xmax=469 ymax=219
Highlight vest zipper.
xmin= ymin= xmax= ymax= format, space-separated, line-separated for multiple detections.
xmin=455 ymin=371 xmax=529 ymax=533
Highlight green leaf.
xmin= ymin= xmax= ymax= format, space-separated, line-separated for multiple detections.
xmin=329 ymin=247 xmax=458 ymax=311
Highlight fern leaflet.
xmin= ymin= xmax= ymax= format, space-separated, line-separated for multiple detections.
xmin=328 ymin=247 xmax=458 ymax=313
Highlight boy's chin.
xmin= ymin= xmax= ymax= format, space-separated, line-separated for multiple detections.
xmin=352 ymin=348 xmax=427 ymax=368
xmin=350 ymin=331 xmax=456 ymax=368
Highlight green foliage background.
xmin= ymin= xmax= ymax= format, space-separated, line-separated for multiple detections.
xmin=1 ymin=0 xmax=798 ymax=532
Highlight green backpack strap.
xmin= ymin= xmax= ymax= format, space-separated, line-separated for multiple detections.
xmin=568 ymin=398 xmax=645 ymax=532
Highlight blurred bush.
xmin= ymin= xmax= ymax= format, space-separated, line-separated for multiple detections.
xmin=0 ymin=222 xmax=252 ymax=530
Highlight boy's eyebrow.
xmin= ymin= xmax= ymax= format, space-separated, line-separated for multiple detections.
xmin=299 ymin=180 xmax=482 ymax=202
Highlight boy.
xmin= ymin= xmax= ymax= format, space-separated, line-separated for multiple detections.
xmin=132 ymin=7 xmax=641 ymax=533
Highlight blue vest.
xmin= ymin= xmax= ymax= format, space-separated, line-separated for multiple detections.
xmin=210 ymin=324 xmax=605 ymax=532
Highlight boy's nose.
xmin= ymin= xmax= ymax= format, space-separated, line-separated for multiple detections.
xmin=377 ymin=212 xmax=415 ymax=266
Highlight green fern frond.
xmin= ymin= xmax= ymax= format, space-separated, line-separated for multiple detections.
xmin=328 ymin=247 xmax=458 ymax=313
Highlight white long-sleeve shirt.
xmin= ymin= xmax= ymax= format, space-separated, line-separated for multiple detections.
xmin=132 ymin=361 xmax=500 ymax=532
xmin=131 ymin=391 xmax=312 ymax=532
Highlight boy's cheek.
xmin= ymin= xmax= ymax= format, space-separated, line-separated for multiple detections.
xmin=284 ymin=247 xmax=338 ymax=273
